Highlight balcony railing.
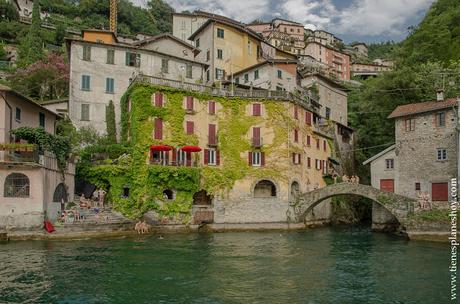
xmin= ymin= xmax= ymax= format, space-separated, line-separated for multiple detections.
xmin=0 ymin=150 xmax=39 ymax=164
xmin=252 ymin=137 xmax=263 ymax=148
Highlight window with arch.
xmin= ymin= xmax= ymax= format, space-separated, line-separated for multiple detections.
xmin=254 ymin=180 xmax=277 ymax=198
xmin=4 ymin=173 xmax=30 ymax=197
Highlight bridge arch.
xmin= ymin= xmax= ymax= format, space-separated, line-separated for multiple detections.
xmin=291 ymin=183 xmax=416 ymax=225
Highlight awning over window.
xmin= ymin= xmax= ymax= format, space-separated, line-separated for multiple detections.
xmin=150 ymin=145 xmax=172 ymax=151
xmin=181 ymin=146 xmax=202 ymax=152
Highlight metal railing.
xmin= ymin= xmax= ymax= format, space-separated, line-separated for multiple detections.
xmin=134 ymin=74 xmax=292 ymax=100
xmin=0 ymin=150 xmax=39 ymax=164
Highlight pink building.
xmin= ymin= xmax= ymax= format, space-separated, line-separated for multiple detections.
xmin=305 ymin=41 xmax=350 ymax=81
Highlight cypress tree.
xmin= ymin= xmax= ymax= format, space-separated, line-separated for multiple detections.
xmin=18 ymin=0 xmax=44 ymax=67
xmin=106 ymin=100 xmax=117 ymax=143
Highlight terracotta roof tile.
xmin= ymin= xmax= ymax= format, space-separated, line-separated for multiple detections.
xmin=387 ymin=97 xmax=458 ymax=119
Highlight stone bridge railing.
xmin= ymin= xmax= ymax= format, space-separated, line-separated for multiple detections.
xmin=288 ymin=183 xmax=417 ymax=224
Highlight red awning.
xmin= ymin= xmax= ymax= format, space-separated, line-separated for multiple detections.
xmin=181 ymin=146 xmax=202 ymax=152
xmin=150 ymin=145 xmax=172 ymax=151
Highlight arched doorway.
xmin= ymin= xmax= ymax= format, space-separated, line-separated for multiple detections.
xmin=193 ymin=190 xmax=212 ymax=205
xmin=53 ymin=183 xmax=68 ymax=202
xmin=290 ymin=181 xmax=300 ymax=202
xmin=254 ymin=180 xmax=277 ymax=198
xmin=163 ymin=189 xmax=174 ymax=200
xmin=4 ymin=173 xmax=30 ymax=197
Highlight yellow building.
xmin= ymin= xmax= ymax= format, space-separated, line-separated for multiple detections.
xmin=189 ymin=17 xmax=296 ymax=85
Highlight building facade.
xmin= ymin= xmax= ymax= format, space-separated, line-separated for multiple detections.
xmin=0 ymin=85 xmax=75 ymax=230
xmin=304 ymin=42 xmax=351 ymax=81
xmin=67 ymin=30 xmax=207 ymax=136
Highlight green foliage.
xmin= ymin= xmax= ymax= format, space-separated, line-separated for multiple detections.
xmin=10 ymin=126 xmax=71 ymax=173
xmin=0 ymin=0 xmax=19 ymax=21
xmin=17 ymin=0 xmax=44 ymax=67
xmin=398 ymin=0 xmax=460 ymax=65
xmin=0 ymin=42 xmax=6 ymax=60
xmin=106 ymin=100 xmax=117 ymax=144
xmin=54 ymin=23 xmax=67 ymax=46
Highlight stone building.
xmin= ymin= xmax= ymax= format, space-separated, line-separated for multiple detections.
xmin=67 ymin=29 xmax=207 ymax=136
xmin=304 ymin=41 xmax=351 ymax=81
xmin=364 ymin=96 xmax=458 ymax=205
xmin=350 ymin=62 xmax=392 ymax=78
xmin=116 ymin=80 xmax=333 ymax=225
xmin=350 ymin=42 xmax=368 ymax=57
xmin=0 ymin=85 xmax=75 ymax=230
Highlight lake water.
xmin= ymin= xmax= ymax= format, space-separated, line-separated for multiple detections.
xmin=0 ymin=226 xmax=450 ymax=304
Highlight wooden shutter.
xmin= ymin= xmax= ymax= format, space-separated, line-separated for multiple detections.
xmin=154 ymin=118 xmax=163 ymax=140
xmin=172 ymin=148 xmax=177 ymax=164
xmin=294 ymin=106 xmax=298 ymax=119
xmin=307 ymin=157 xmax=311 ymax=168
xmin=186 ymin=96 xmax=194 ymax=111
xmin=432 ymin=182 xmax=448 ymax=201
xmin=186 ymin=151 xmax=192 ymax=166
xmin=253 ymin=103 xmax=261 ymax=116
xmin=186 ymin=121 xmax=194 ymax=135
xmin=155 ymin=93 xmax=163 ymax=107
xmin=292 ymin=153 xmax=295 ymax=164
xmin=209 ymin=124 xmax=216 ymax=145
xmin=216 ymin=150 xmax=221 ymax=165
xmin=306 ymin=111 xmax=312 ymax=125
xmin=253 ymin=127 xmax=260 ymax=146
xmin=307 ymin=135 xmax=311 ymax=146
xmin=204 ymin=149 xmax=209 ymax=165
xmin=209 ymin=101 xmax=216 ymax=115
xmin=261 ymin=152 xmax=265 ymax=166
xmin=323 ymin=140 xmax=327 ymax=151
xmin=248 ymin=152 xmax=252 ymax=166
xmin=316 ymin=139 xmax=320 ymax=149
xmin=294 ymin=129 xmax=298 ymax=142
xmin=299 ymin=154 xmax=301 ymax=164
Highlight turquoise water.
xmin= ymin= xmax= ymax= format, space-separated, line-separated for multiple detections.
xmin=0 ymin=226 xmax=450 ymax=304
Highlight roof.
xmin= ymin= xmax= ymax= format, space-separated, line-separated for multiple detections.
xmin=132 ymin=33 xmax=200 ymax=54
xmin=0 ymin=85 xmax=61 ymax=117
xmin=299 ymin=72 xmax=349 ymax=91
xmin=271 ymin=18 xmax=304 ymax=26
xmin=351 ymin=42 xmax=368 ymax=48
xmin=232 ymin=59 xmax=298 ymax=76
xmin=189 ymin=17 xmax=263 ymax=41
xmin=362 ymin=145 xmax=395 ymax=165
xmin=387 ymin=97 xmax=458 ymax=119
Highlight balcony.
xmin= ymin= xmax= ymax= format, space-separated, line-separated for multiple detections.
xmin=252 ymin=137 xmax=263 ymax=148
xmin=0 ymin=150 xmax=39 ymax=164
xmin=208 ymin=136 xmax=218 ymax=147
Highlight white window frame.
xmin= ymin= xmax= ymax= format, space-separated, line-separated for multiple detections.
xmin=252 ymin=151 xmax=261 ymax=167
xmin=437 ymin=148 xmax=447 ymax=161
xmin=177 ymin=150 xmax=187 ymax=165
xmin=208 ymin=148 xmax=217 ymax=165
xmin=385 ymin=159 xmax=394 ymax=170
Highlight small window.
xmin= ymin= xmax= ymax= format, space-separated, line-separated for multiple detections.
xmin=39 ymin=112 xmax=45 ymax=128
xmin=405 ymin=118 xmax=415 ymax=131
xmin=15 ymin=107 xmax=21 ymax=122
xmin=83 ymin=45 xmax=91 ymax=61
xmin=208 ymin=148 xmax=217 ymax=165
xmin=385 ymin=159 xmax=394 ymax=169
xmin=437 ymin=148 xmax=447 ymax=161
xmin=247 ymin=41 xmax=252 ymax=55
xmin=206 ymin=50 xmax=210 ymax=61
xmin=306 ymin=135 xmax=311 ymax=146
xmin=277 ymin=70 xmax=282 ymax=79
xmin=4 ymin=173 xmax=30 ymax=197
xmin=252 ymin=151 xmax=261 ymax=166
xmin=106 ymin=77 xmax=115 ymax=93
xmin=244 ymin=73 xmax=249 ymax=83
xmin=215 ymin=68 xmax=224 ymax=80
xmin=186 ymin=121 xmax=194 ymax=135
xmin=254 ymin=70 xmax=259 ymax=80
xmin=125 ymin=52 xmax=140 ymax=67
xmin=81 ymin=75 xmax=91 ymax=91
xmin=107 ymin=49 xmax=115 ymax=64
xmin=415 ymin=183 xmax=421 ymax=191
xmin=206 ymin=70 xmax=210 ymax=82
xmin=325 ymin=107 xmax=331 ymax=120
xmin=235 ymin=77 xmax=239 ymax=84
xmin=161 ymin=59 xmax=169 ymax=73
xmin=292 ymin=153 xmax=301 ymax=165
xmin=293 ymin=129 xmax=299 ymax=142
xmin=81 ymin=104 xmax=90 ymax=121
xmin=252 ymin=103 xmax=261 ymax=116
xmin=196 ymin=38 xmax=200 ymax=48
xmin=436 ymin=112 xmax=446 ymax=127
xmin=186 ymin=64 xmax=193 ymax=79
xmin=122 ymin=186 xmax=130 ymax=198
xmin=208 ymin=100 xmax=216 ymax=115
xmin=217 ymin=49 xmax=223 ymax=59
xmin=217 ymin=28 xmax=224 ymax=38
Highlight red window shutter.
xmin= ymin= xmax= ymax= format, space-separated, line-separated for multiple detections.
xmin=253 ymin=127 xmax=261 ymax=146
xmin=319 ymin=160 xmax=323 ymax=170
xmin=253 ymin=103 xmax=261 ymax=116
xmin=432 ymin=182 xmax=448 ymax=201
xmin=261 ymin=152 xmax=265 ymax=166
xmin=186 ymin=121 xmax=194 ymax=135
xmin=307 ymin=135 xmax=311 ymax=146
xmin=306 ymin=111 xmax=312 ymax=125
xmin=294 ymin=129 xmax=298 ymax=142
xmin=204 ymin=149 xmax=209 ymax=165
xmin=186 ymin=96 xmax=194 ymax=111
xmin=316 ymin=139 xmax=320 ymax=149
xmin=216 ymin=150 xmax=221 ymax=165
xmin=299 ymin=154 xmax=301 ymax=164
xmin=292 ymin=152 xmax=295 ymax=164
xmin=186 ymin=151 xmax=192 ymax=166
xmin=307 ymin=157 xmax=311 ymax=168
xmin=248 ymin=151 xmax=252 ymax=165
xmin=209 ymin=100 xmax=216 ymax=115
xmin=154 ymin=118 xmax=163 ymax=140
xmin=323 ymin=140 xmax=327 ymax=151
xmin=294 ymin=106 xmax=298 ymax=119
xmin=172 ymin=148 xmax=177 ymax=164
xmin=155 ymin=93 xmax=163 ymax=107
xmin=209 ymin=124 xmax=216 ymax=145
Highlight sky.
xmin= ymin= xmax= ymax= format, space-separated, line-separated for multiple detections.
xmin=130 ymin=0 xmax=436 ymax=43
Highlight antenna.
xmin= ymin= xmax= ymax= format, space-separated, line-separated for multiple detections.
xmin=110 ymin=0 xmax=118 ymax=34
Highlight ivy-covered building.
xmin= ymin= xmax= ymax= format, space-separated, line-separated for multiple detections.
xmin=85 ymin=79 xmax=336 ymax=225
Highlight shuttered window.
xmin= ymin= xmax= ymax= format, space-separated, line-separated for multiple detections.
xmin=106 ymin=77 xmax=115 ymax=93
xmin=323 ymin=140 xmax=327 ymax=151
xmin=81 ymin=75 xmax=91 ymax=91
xmin=208 ymin=124 xmax=217 ymax=145
xmin=305 ymin=111 xmax=312 ymax=125
xmin=186 ymin=64 xmax=193 ymax=78
xmin=186 ymin=121 xmax=194 ymax=135
xmin=306 ymin=135 xmax=311 ymax=146
xmin=186 ymin=96 xmax=194 ymax=111
xmin=154 ymin=118 xmax=163 ymax=140
xmin=294 ymin=129 xmax=299 ymax=143
xmin=208 ymin=100 xmax=216 ymax=115
xmin=154 ymin=93 xmax=164 ymax=107
xmin=81 ymin=104 xmax=90 ymax=121
xmin=83 ymin=45 xmax=91 ymax=61
xmin=253 ymin=103 xmax=261 ymax=116
xmin=107 ymin=49 xmax=115 ymax=64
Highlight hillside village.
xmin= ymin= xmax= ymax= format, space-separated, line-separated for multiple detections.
xmin=0 ymin=0 xmax=456 ymax=240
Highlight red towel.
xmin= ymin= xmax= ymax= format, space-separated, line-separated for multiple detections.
xmin=44 ymin=221 xmax=55 ymax=233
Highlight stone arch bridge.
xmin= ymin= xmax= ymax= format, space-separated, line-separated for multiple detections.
xmin=289 ymin=183 xmax=417 ymax=224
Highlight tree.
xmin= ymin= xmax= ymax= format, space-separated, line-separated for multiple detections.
xmin=17 ymin=0 xmax=44 ymax=67
xmin=55 ymin=23 xmax=66 ymax=46
xmin=106 ymin=100 xmax=117 ymax=143
xmin=0 ymin=0 xmax=19 ymax=21
xmin=0 ymin=42 xmax=6 ymax=60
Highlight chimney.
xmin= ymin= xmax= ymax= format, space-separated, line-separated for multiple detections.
xmin=436 ymin=89 xmax=444 ymax=102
